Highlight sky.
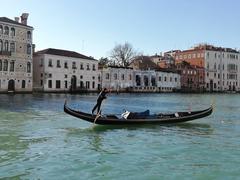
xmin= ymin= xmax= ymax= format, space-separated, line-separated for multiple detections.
xmin=1 ymin=0 xmax=240 ymax=59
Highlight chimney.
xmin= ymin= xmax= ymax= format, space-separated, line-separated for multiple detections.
xmin=14 ymin=17 xmax=19 ymax=22
xmin=20 ymin=13 xmax=29 ymax=25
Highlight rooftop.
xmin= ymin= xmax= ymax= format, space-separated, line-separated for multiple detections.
xmin=0 ymin=17 xmax=33 ymax=28
xmin=34 ymin=48 xmax=96 ymax=61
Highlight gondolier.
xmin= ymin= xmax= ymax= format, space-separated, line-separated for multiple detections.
xmin=92 ymin=88 xmax=109 ymax=115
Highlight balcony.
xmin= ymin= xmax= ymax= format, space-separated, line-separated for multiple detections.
xmin=0 ymin=50 xmax=11 ymax=56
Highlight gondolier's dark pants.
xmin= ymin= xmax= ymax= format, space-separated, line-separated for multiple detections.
xmin=92 ymin=99 xmax=103 ymax=114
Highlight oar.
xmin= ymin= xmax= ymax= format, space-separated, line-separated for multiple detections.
xmin=93 ymin=110 xmax=101 ymax=124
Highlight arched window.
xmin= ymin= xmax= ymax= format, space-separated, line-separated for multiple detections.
xmin=10 ymin=61 xmax=14 ymax=72
xmin=4 ymin=41 xmax=9 ymax=51
xmin=0 ymin=40 xmax=3 ymax=51
xmin=136 ymin=75 xmax=141 ymax=86
xmin=3 ymin=60 xmax=8 ymax=71
xmin=10 ymin=28 xmax=15 ymax=36
xmin=27 ymin=62 xmax=31 ymax=73
xmin=144 ymin=75 xmax=148 ymax=86
xmin=151 ymin=76 xmax=156 ymax=86
xmin=0 ymin=59 xmax=2 ymax=71
xmin=27 ymin=44 xmax=31 ymax=54
xmin=10 ymin=42 xmax=15 ymax=52
xmin=0 ymin=25 xmax=3 ymax=34
xmin=4 ymin=26 xmax=9 ymax=35
xmin=27 ymin=31 xmax=31 ymax=39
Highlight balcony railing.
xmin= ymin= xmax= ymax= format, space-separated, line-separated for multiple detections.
xmin=0 ymin=51 xmax=11 ymax=56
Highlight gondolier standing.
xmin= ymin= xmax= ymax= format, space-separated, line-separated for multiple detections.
xmin=92 ymin=88 xmax=109 ymax=115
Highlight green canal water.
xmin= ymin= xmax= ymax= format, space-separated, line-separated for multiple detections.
xmin=0 ymin=93 xmax=240 ymax=179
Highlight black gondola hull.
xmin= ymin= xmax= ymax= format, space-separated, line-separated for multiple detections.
xmin=64 ymin=101 xmax=213 ymax=125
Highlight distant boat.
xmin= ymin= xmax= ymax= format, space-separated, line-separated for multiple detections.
xmin=64 ymin=100 xmax=213 ymax=125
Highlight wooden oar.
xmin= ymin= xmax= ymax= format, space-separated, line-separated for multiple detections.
xmin=93 ymin=110 xmax=101 ymax=124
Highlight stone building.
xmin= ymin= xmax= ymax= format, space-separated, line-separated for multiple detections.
xmin=33 ymin=48 xmax=99 ymax=92
xmin=0 ymin=13 xmax=33 ymax=92
xmin=100 ymin=66 xmax=133 ymax=92
xmin=176 ymin=61 xmax=205 ymax=92
xmin=175 ymin=44 xmax=240 ymax=92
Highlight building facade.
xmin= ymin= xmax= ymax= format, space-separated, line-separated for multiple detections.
xmin=0 ymin=13 xmax=33 ymax=92
xmin=33 ymin=48 xmax=99 ymax=92
xmin=100 ymin=66 xmax=133 ymax=92
xmin=176 ymin=61 xmax=205 ymax=92
xmin=175 ymin=44 xmax=240 ymax=92
xmin=133 ymin=69 xmax=181 ymax=92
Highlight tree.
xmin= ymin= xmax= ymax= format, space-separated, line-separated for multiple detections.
xmin=109 ymin=42 xmax=137 ymax=67
xmin=98 ymin=57 xmax=110 ymax=66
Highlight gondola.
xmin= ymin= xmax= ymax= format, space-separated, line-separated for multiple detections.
xmin=64 ymin=100 xmax=213 ymax=125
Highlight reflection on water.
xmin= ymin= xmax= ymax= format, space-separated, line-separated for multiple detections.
xmin=0 ymin=93 xmax=240 ymax=179
xmin=89 ymin=122 xmax=213 ymax=136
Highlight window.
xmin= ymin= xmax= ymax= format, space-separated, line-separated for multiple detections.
xmin=92 ymin=81 xmax=95 ymax=89
xmin=27 ymin=62 xmax=31 ymax=73
xmin=57 ymin=60 xmax=61 ymax=68
xmin=4 ymin=41 xmax=9 ymax=51
xmin=65 ymin=81 xmax=68 ymax=88
xmin=40 ymin=58 xmax=43 ymax=66
xmin=80 ymin=63 xmax=84 ymax=70
xmin=22 ymin=80 xmax=26 ymax=88
xmin=10 ymin=28 xmax=15 ymax=36
xmin=0 ymin=60 xmax=2 ymax=71
xmin=56 ymin=80 xmax=61 ymax=89
xmin=48 ymin=80 xmax=52 ymax=88
xmin=0 ymin=40 xmax=2 ymax=51
xmin=72 ymin=62 xmax=76 ymax=69
xmin=4 ymin=26 xmax=9 ymax=35
xmin=48 ymin=59 xmax=53 ymax=67
xmin=48 ymin=73 xmax=52 ymax=78
xmin=114 ymin=73 xmax=117 ymax=80
xmin=87 ymin=64 xmax=90 ymax=70
xmin=93 ymin=64 xmax=96 ymax=71
xmin=80 ymin=81 xmax=84 ymax=88
xmin=27 ymin=44 xmax=31 ymax=54
xmin=106 ymin=73 xmax=110 ymax=80
xmin=0 ymin=25 xmax=3 ymax=34
xmin=159 ymin=76 xmax=162 ymax=81
xmin=175 ymin=77 xmax=177 ymax=82
xmin=64 ymin=74 xmax=67 ymax=78
xmin=27 ymin=31 xmax=31 ymax=39
xmin=86 ymin=81 xmax=90 ymax=89
xmin=64 ymin=62 xmax=68 ymax=68
xmin=10 ymin=42 xmax=15 ymax=52
xmin=40 ymin=80 xmax=43 ymax=86
xmin=10 ymin=61 xmax=14 ymax=72
xmin=121 ymin=74 xmax=124 ymax=80
xmin=164 ymin=76 xmax=167 ymax=81
xmin=3 ymin=60 xmax=8 ymax=71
